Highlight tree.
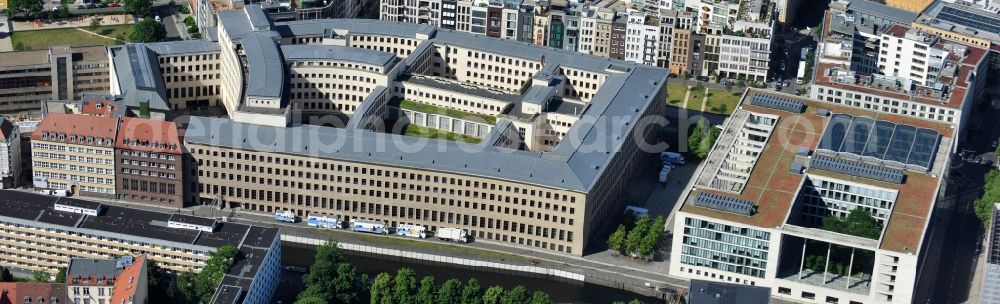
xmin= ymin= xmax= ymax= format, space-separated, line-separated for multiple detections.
xmin=331 ymin=263 xmax=364 ymax=304
xmin=976 ymin=171 xmax=1000 ymax=227
xmin=7 ymin=0 xmax=43 ymax=17
xmin=822 ymin=208 xmax=881 ymax=239
xmin=123 ymin=0 xmax=152 ymax=16
xmin=416 ymin=276 xmax=436 ymax=304
xmin=57 ymin=3 xmax=70 ymax=19
xmin=393 ymin=268 xmax=418 ymax=304
xmin=55 ymin=268 xmax=66 ymax=283
xmin=501 ymin=286 xmax=529 ymax=304
xmin=687 ymin=120 xmax=703 ymax=157
xmin=371 ymin=273 xmax=394 ymax=304
xmin=437 ymin=279 xmax=462 ymax=304
xmin=635 ymin=216 xmax=666 ymax=259
xmin=130 ymin=18 xmax=167 ymax=43
xmin=0 ymin=267 xmax=13 ymax=282
xmin=32 ymin=270 xmax=48 ymax=282
xmin=699 ymin=124 xmax=720 ymax=158
xmin=625 ymin=215 xmax=652 ymax=256
xmin=89 ymin=17 xmax=103 ymax=31
xmin=608 ymin=224 xmax=627 ymax=254
xmin=168 ymin=271 xmax=197 ymax=304
xmin=460 ymin=278 xmax=482 ymax=304
xmin=628 ymin=299 xmax=644 ymax=304
xmin=529 ymin=291 xmax=551 ymax=304
xmin=295 ymin=297 xmax=328 ymax=304
xmin=196 ymin=244 xmax=238 ymax=304
xmin=482 ymin=286 xmax=505 ymax=304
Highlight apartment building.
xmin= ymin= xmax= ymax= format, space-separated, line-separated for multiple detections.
xmin=625 ymin=10 xmax=659 ymax=66
xmin=115 ymin=117 xmax=185 ymax=208
xmin=0 ymin=190 xmax=281 ymax=304
xmin=811 ymin=22 xmax=988 ymax=145
xmin=0 ymin=283 xmax=68 ymax=304
xmin=0 ymin=118 xmax=20 ymax=189
xmin=66 ymin=256 xmax=147 ymax=304
xmin=917 ymin=1 xmax=1000 ymax=70
xmin=670 ymin=89 xmax=953 ymax=304
xmin=30 ymin=113 xmax=119 ymax=197
xmin=0 ymin=46 xmax=110 ymax=114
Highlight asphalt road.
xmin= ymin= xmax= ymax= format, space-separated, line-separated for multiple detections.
xmin=914 ymin=84 xmax=1000 ymax=303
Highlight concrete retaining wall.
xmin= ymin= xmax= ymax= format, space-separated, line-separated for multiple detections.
xmin=281 ymin=234 xmax=585 ymax=282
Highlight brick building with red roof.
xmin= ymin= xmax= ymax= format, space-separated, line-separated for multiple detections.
xmin=115 ymin=117 xmax=185 ymax=208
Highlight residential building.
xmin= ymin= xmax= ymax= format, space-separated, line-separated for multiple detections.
xmin=917 ymin=1 xmax=1000 ymax=70
xmin=670 ymin=89 xmax=954 ymax=304
xmin=115 ymin=117 xmax=185 ymax=208
xmin=811 ymin=23 xmax=988 ymax=144
xmin=0 ymin=46 xmax=110 ymax=114
xmin=66 ymin=256 xmax=147 ymax=304
xmin=625 ymin=10 xmax=659 ymax=66
xmin=0 ymin=283 xmax=68 ymax=304
xmin=30 ymin=113 xmax=119 ymax=197
xmin=0 ymin=190 xmax=280 ymax=304
xmin=0 ymin=117 xmax=20 ymax=189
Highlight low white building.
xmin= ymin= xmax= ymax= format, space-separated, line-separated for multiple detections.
xmin=0 ymin=118 xmax=20 ymax=189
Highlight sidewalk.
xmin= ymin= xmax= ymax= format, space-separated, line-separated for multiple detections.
xmin=0 ymin=13 xmax=12 ymax=52
xmin=12 ymin=14 xmax=134 ymax=31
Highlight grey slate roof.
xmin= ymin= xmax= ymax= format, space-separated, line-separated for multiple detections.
xmin=109 ymin=45 xmax=170 ymax=112
xmin=345 ymin=85 xmax=388 ymax=130
xmin=273 ymin=19 xmax=437 ymax=38
xmin=245 ymin=4 xmax=272 ymax=30
xmin=67 ymin=258 xmax=120 ymax=280
xmin=688 ymin=280 xmax=770 ymax=304
xmin=281 ymin=44 xmax=397 ymax=69
xmin=848 ymin=0 xmax=917 ymax=24
xmin=241 ymin=32 xmax=285 ymax=99
xmin=184 ymin=116 xmax=588 ymax=191
xmin=218 ymin=9 xmax=254 ymax=39
xmin=145 ymin=40 xmax=221 ymax=55
xmin=399 ymin=74 xmax=522 ymax=103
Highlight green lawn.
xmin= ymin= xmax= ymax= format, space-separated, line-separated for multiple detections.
xmin=684 ymin=86 xmax=706 ymax=111
xmin=666 ymin=84 xmax=689 ymax=105
xmin=704 ymin=89 xmax=742 ymax=115
xmin=404 ymin=124 xmax=482 ymax=144
xmin=399 ymin=99 xmax=497 ymax=124
xmin=11 ymin=24 xmax=133 ymax=51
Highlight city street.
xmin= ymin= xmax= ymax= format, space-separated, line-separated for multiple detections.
xmin=914 ymin=86 xmax=1000 ymax=303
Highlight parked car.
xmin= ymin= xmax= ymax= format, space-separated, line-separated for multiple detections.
xmin=154 ymin=15 xmax=162 ymax=22
xmin=992 ymin=140 xmax=997 ymax=149
xmin=77 ymin=4 xmax=86 ymax=9
xmin=97 ymin=3 xmax=107 ymax=8
xmin=85 ymin=3 xmax=97 ymax=9
xmin=108 ymin=2 xmax=120 ymax=7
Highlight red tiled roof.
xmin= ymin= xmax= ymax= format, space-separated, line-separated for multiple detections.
xmin=31 ymin=113 xmax=118 ymax=144
xmin=110 ymin=256 xmax=146 ymax=304
xmin=81 ymin=97 xmax=118 ymax=117
xmin=884 ymin=24 xmax=909 ymax=38
xmin=116 ymin=117 xmax=182 ymax=154
xmin=0 ymin=283 xmax=68 ymax=304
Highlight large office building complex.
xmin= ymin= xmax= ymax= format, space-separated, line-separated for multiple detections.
xmin=669 ymin=89 xmax=952 ymax=304
xmin=172 ymin=4 xmax=668 ymax=256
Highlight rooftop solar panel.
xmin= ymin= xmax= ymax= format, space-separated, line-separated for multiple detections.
xmin=749 ymin=93 xmax=805 ymax=113
xmin=810 ymin=155 xmax=905 ymax=184
xmin=939 ymin=6 xmax=1000 ymax=35
xmin=693 ymin=192 xmax=758 ymax=216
